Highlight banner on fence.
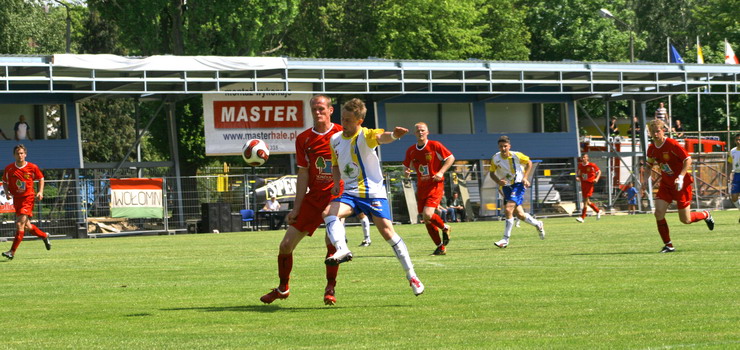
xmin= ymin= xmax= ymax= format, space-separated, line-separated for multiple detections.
xmin=203 ymin=83 xmax=313 ymax=156
xmin=0 ymin=188 xmax=14 ymax=213
xmin=110 ymin=178 xmax=164 ymax=218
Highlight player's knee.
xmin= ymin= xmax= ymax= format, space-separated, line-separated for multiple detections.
xmin=679 ymin=217 xmax=692 ymax=224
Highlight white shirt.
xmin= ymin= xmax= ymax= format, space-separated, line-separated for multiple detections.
xmin=730 ymin=147 xmax=740 ymax=173
xmin=263 ymin=199 xmax=281 ymax=211
xmin=490 ymin=151 xmax=531 ymax=184
xmin=330 ymin=127 xmax=386 ymax=198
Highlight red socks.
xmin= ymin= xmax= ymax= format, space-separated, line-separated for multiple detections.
xmin=425 ymin=223 xmax=442 ymax=246
xmin=277 ymin=253 xmax=293 ymax=291
xmin=581 ymin=207 xmax=587 ymax=219
xmin=588 ymin=203 xmax=600 ymax=213
xmin=29 ymin=224 xmax=47 ymax=238
xmin=10 ymin=230 xmax=24 ymax=253
xmin=325 ymin=244 xmax=338 ymax=287
xmin=430 ymin=214 xmax=445 ymax=230
xmin=689 ymin=211 xmax=709 ymax=223
xmin=656 ymin=219 xmax=672 ymax=247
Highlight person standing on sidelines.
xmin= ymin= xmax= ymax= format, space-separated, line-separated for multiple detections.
xmin=575 ymin=153 xmax=603 ymax=223
xmin=403 ymin=122 xmax=455 ymax=255
xmin=260 ymin=94 xmax=345 ymax=305
xmin=2 ymin=144 xmax=51 ymax=260
xmin=322 ymin=98 xmax=424 ymax=296
xmin=625 ymin=182 xmax=638 ymax=215
xmin=729 ymin=133 xmax=740 ymax=223
xmin=644 ymin=119 xmax=714 ymax=253
xmin=489 ymin=136 xmax=545 ymax=248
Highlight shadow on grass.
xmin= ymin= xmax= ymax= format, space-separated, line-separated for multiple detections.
xmin=161 ymin=304 xmax=410 ymax=313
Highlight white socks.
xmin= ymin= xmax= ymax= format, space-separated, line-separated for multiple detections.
xmin=523 ymin=213 xmax=541 ymax=227
xmin=503 ymin=218 xmax=514 ymax=240
xmin=387 ymin=234 xmax=416 ymax=279
xmin=360 ymin=215 xmax=371 ymax=241
xmin=324 ymin=215 xmax=348 ymax=251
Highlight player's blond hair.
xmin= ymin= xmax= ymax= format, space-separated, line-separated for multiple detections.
xmin=342 ymin=98 xmax=367 ymax=120
xmin=310 ymin=94 xmax=332 ymax=106
xmin=647 ymin=119 xmax=666 ymax=131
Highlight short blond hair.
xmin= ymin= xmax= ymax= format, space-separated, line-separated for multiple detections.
xmin=647 ymin=119 xmax=666 ymax=131
xmin=341 ymin=98 xmax=367 ymax=120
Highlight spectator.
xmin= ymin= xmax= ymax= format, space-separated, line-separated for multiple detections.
xmin=449 ymin=192 xmax=465 ymax=222
xmin=14 ymin=115 xmax=33 ymax=141
xmin=627 ymin=116 xmax=641 ymax=137
xmin=608 ymin=116 xmax=620 ymax=137
xmin=672 ymin=119 xmax=684 ymax=138
xmin=654 ymin=102 xmax=668 ymax=122
xmin=261 ymin=195 xmax=281 ymax=211
xmin=437 ymin=192 xmax=456 ymax=223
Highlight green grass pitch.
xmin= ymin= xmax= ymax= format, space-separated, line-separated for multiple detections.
xmin=1 ymin=211 xmax=739 ymax=349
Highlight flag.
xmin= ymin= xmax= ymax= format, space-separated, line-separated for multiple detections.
xmin=697 ymin=37 xmax=704 ymax=64
xmin=725 ymin=39 xmax=739 ymax=64
xmin=669 ymin=44 xmax=684 ymax=63
xmin=110 ymin=178 xmax=164 ymax=218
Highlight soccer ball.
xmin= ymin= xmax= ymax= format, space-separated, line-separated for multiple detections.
xmin=242 ymin=139 xmax=270 ymax=166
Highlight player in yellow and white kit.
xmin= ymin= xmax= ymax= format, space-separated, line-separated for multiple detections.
xmin=322 ymin=98 xmax=424 ymax=296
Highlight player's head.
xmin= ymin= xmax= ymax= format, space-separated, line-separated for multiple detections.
xmin=340 ymin=98 xmax=366 ymax=134
xmin=310 ymin=95 xmax=334 ymax=124
xmin=647 ymin=120 xmax=666 ymax=138
xmin=414 ymin=122 xmax=429 ymax=142
xmin=497 ymin=135 xmax=511 ymax=155
xmin=581 ymin=154 xmax=589 ymax=163
xmin=734 ymin=133 xmax=740 ymax=145
xmin=13 ymin=144 xmax=27 ymax=161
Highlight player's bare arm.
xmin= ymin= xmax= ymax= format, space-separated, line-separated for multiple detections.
xmin=522 ymin=160 xmax=533 ymax=187
xmin=331 ymin=165 xmax=342 ymax=196
xmin=378 ymin=127 xmax=409 ymax=144
xmin=489 ymin=171 xmax=506 ymax=187
xmin=433 ymin=155 xmax=455 ymax=182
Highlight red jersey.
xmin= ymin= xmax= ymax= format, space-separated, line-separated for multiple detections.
xmin=403 ymin=140 xmax=453 ymax=192
xmin=646 ymin=137 xmax=693 ymax=187
xmin=3 ymin=161 xmax=44 ymax=197
xmin=295 ymin=123 xmax=343 ymax=193
xmin=577 ymin=162 xmax=600 ymax=183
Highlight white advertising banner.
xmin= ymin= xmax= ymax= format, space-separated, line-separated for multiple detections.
xmin=203 ymin=83 xmax=313 ymax=155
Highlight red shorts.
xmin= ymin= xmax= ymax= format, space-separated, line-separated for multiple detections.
xmin=291 ymin=190 xmax=337 ymax=236
xmin=416 ymin=182 xmax=444 ymax=213
xmin=13 ymin=195 xmax=34 ymax=217
xmin=655 ymin=182 xmax=693 ymax=209
xmin=581 ymin=181 xmax=595 ymax=198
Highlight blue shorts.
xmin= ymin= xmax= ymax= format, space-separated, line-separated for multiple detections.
xmin=502 ymin=182 xmax=526 ymax=206
xmin=628 ymin=197 xmax=637 ymax=205
xmin=333 ymin=193 xmax=392 ymax=221
xmin=732 ymin=173 xmax=740 ymax=194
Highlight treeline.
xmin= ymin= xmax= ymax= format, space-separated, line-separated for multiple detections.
xmin=1 ymin=0 xmax=738 ymax=171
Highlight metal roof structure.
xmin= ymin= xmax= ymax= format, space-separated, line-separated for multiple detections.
xmin=2 ymin=55 xmax=739 ymax=100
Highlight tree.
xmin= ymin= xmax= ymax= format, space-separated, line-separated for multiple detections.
xmin=0 ymin=0 xmax=69 ymax=54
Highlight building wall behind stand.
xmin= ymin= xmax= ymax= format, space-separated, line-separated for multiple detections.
xmin=0 ymin=94 xmax=82 ymax=169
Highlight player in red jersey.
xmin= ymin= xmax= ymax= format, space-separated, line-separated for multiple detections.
xmin=403 ymin=122 xmax=455 ymax=255
xmin=260 ymin=95 xmax=346 ymax=305
xmin=575 ymin=153 xmax=602 ymax=223
xmin=644 ymin=120 xmax=714 ymax=253
xmin=2 ymin=144 xmax=51 ymax=260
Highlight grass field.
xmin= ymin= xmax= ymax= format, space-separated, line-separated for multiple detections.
xmin=1 ymin=211 xmax=739 ymax=349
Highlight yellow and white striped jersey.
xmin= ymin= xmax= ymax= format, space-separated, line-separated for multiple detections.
xmin=490 ymin=151 xmax=531 ymax=184
xmin=730 ymin=147 xmax=740 ymax=173
xmin=330 ymin=127 xmax=387 ymax=198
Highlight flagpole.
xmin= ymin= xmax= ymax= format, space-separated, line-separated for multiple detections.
xmin=667 ymin=37 xmax=672 ymax=137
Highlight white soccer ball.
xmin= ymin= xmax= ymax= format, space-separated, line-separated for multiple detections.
xmin=242 ymin=139 xmax=270 ymax=166
xmin=212 ymin=229 xmax=220 ymax=234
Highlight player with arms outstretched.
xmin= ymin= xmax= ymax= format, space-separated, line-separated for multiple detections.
xmin=403 ymin=122 xmax=455 ymax=255
xmin=322 ymin=98 xmax=424 ymax=296
xmin=644 ymin=119 xmax=714 ymax=253
xmin=2 ymin=144 xmax=51 ymax=260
